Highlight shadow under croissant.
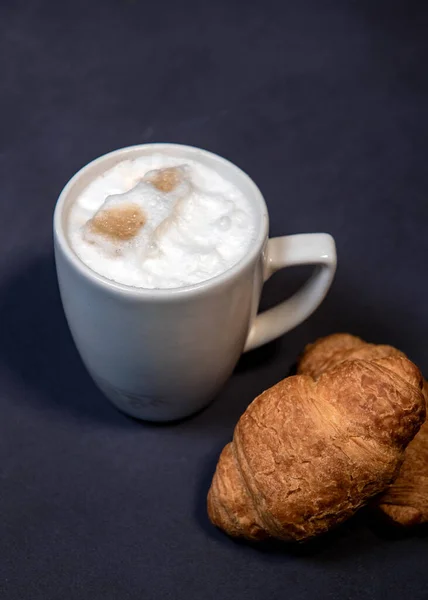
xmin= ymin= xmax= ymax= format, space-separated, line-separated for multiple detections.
xmin=365 ymin=506 xmax=428 ymax=541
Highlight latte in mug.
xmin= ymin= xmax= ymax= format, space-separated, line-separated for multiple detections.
xmin=68 ymin=154 xmax=257 ymax=289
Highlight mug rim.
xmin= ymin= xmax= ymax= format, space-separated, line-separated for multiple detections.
xmin=53 ymin=143 xmax=269 ymax=299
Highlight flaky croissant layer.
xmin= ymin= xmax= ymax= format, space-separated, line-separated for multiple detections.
xmin=298 ymin=334 xmax=428 ymax=528
xmin=208 ymin=335 xmax=425 ymax=542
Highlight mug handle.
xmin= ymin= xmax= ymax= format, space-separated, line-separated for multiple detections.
xmin=244 ymin=233 xmax=337 ymax=352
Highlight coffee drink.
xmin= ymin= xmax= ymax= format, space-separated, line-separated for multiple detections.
xmin=68 ymin=154 xmax=256 ymax=289
xmin=56 ymin=143 xmax=336 ymax=421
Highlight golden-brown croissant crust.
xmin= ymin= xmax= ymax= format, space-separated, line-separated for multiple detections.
xmin=207 ymin=335 xmax=425 ymax=542
xmin=298 ymin=334 xmax=428 ymax=527
xmin=377 ymin=381 xmax=428 ymax=526
xmin=297 ymin=333 xmax=407 ymax=379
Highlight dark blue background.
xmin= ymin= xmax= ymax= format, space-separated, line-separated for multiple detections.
xmin=1 ymin=1 xmax=427 ymax=598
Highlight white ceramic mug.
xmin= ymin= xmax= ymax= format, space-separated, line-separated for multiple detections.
xmin=54 ymin=144 xmax=336 ymax=421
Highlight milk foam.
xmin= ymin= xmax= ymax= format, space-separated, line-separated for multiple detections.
xmin=68 ymin=154 xmax=256 ymax=289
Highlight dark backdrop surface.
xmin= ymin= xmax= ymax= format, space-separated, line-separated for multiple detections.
xmin=0 ymin=1 xmax=427 ymax=598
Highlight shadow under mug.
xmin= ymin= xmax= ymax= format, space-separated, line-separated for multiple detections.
xmin=54 ymin=144 xmax=337 ymax=421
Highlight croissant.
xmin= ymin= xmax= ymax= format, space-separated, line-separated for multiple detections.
xmin=297 ymin=333 xmax=407 ymax=379
xmin=207 ymin=337 xmax=425 ymax=542
xmin=298 ymin=334 xmax=428 ymax=527
xmin=377 ymin=381 xmax=428 ymax=526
